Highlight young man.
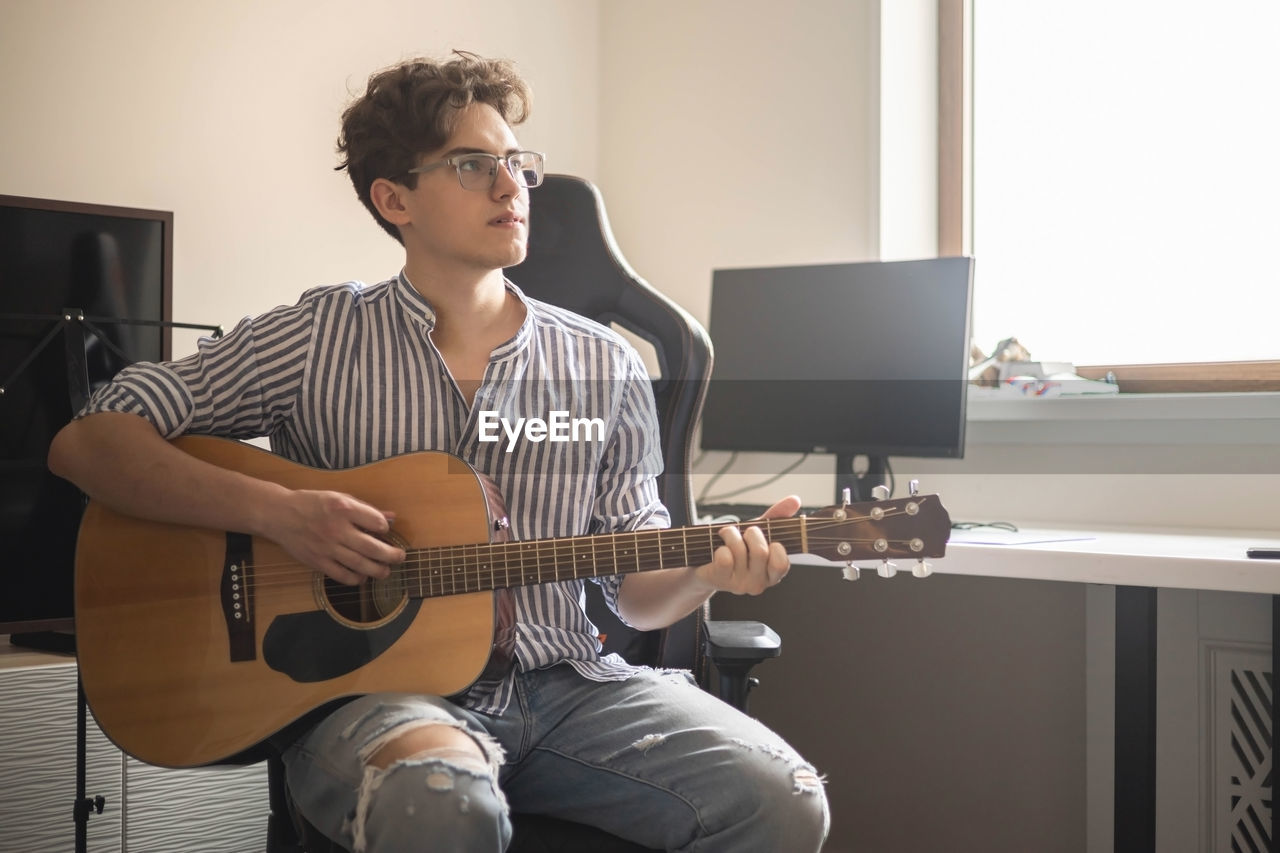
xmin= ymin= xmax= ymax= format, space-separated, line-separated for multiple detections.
xmin=49 ymin=53 xmax=829 ymax=852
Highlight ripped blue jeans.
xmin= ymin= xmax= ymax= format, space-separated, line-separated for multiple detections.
xmin=283 ymin=663 xmax=829 ymax=852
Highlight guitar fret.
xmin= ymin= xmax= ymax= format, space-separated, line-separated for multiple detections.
xmin=616 ymin=532 xmax=634 ymax=574
xmin=662 ymin=528 xmax=680 ymax=569
xmin=481 ymin=544 xmax=494 ymax=591
xmin=405 ymin=514 xmax=887 ymax=598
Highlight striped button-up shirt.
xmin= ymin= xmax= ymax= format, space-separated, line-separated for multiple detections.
xmin=79 ymin=272 xmax=670 ymax=714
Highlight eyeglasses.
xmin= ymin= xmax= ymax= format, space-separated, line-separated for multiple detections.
xmin=407 ymin=151 xmax=545 ymax=192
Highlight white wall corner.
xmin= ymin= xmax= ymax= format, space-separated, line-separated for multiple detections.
xmin=875 ymin=0 xmax=940 ymax=261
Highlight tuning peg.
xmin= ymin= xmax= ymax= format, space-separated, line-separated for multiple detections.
xmin=912 ymin=560 xmax=933 ymax=578
xmin=871 ymin=485 xmax=890 ymax=501
xmin=842 ymin=565 xmax=861 ymax=581
xmin=841 ymin=487 xmax=852 ymax=506
xmin=877 ymin=560 xmax=898 ymax=579
xmin=909 ymin=479 xmax=920 ymax=496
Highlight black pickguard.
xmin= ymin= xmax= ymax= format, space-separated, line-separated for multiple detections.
xmin=262 ymin=601 xmax=424 ymax=682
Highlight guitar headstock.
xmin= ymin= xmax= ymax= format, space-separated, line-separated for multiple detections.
xmin=803 ymin=490 xmax=951 ymax=579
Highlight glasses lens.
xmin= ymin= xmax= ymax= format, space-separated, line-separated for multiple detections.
xmin=455 ymin=154 xmax=498 ymax=191
xmin=509 ymin=152 xmax=544 ymax=188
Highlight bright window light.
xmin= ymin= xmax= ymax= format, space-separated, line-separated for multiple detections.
xmin=972 ymin=1 xmax=1280 ymax=365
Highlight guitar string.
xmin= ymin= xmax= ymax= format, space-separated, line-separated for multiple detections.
xmin=246 ymin=534 xmax=938 ymax=610
xmin=233 ymin=510 xmax=938 ymax=606
xmin=240 ymin=530 xmax=932 ymax=597
xmin=235 ymin=512 xmax=930 ymax=592
xmin=234 ymin=511 xmax=919 ymax=585
xmin=246 ymin=535 xmax=941 ymax=612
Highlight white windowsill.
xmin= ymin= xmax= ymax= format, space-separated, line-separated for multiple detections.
xmin=965 ymin=391 xmax=1280 ymax=447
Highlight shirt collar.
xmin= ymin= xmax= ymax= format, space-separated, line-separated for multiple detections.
xmin=395 ymin=270 xmax=534 ymax=358
xmin=395 ymin=270 xmax=437 ymax=331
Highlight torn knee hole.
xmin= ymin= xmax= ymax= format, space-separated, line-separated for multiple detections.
xmin=792 ymin=767 xmax=826 ymax=794
xmin=361 ymin=720 xmax=488 ymax=770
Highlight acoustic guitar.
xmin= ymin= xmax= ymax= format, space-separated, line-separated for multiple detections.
xmin=74 ymin=435 xmax=951 ymax=767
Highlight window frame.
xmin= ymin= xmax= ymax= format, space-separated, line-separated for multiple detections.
xmin=936 ymin=0 xmax=1280 ymax=393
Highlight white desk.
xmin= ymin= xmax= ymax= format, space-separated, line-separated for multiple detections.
xmin=797 ymin=525 xmax=1280 ymax=593
xmin=799 ymin=522 xmax=1280 ymax=853
xmin=944 ymin=526 xmax=1280 ymax=593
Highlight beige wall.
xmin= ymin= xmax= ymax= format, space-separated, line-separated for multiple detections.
xmin=0 ymin=0 xmax=601 ymax=355
xmin=598 ymin=0 xmax=879 ymax=328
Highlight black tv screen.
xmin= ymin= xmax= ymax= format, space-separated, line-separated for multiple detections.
xmin=700 ymin=258 xmax=973 ymax=498
xmin=0 ymin=195 xmax=172 ymax=637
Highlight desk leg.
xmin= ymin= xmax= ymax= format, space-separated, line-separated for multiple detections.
xmin=1273 ymin=595 xmax=1278 ymax=853
xmin=1115 ymin=585 xmax=1156 ymax=853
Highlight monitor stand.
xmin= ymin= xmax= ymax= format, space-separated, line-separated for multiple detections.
xmin=8 ymin=630 xmax=77 ymax=655
xmin=835 ymin=452 xmax=888 ymax=505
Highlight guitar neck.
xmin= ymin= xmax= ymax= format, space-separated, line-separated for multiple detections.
xmin=401 ymin=517 xmax=808 ymax=597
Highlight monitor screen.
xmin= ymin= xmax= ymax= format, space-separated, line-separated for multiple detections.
xmin=699 ymin=258 xmax=973 ymax=497
xmin=0 ymin=196 xmax=173 ymax=637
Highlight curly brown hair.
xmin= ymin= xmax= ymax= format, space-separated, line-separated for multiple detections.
xmin=336 ymin=51 xmax=533 ymax=243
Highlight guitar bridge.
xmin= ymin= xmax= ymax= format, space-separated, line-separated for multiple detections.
xmin=221 ymin=532 xmax=256 ymax=662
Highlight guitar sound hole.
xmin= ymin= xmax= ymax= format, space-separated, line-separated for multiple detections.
xmin=319 ymin=530 xmax=412 ymax=627
xmin=322 ymin=571 xmax=408 ymax=626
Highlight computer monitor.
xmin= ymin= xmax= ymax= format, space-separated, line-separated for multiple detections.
xmin=699 ymin=257 xmax=974 ymax=502
xmin=0 ymin=195 xmax=173 ymax=647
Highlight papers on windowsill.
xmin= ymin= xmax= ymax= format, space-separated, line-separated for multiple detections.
xmin=970 ymin=374 xmax=1121 ymax=398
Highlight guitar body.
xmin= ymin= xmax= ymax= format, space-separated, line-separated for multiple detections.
xmin=75 ymin=436 xmax=508 ymax=768
xmin=75 ymin=435 xmax=953 ymax=768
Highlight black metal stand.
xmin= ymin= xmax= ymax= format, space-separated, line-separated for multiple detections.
xmin=73 ymin=679 xmax=104 ymax=853
xmin=2 ymin=309 xmax=222 ymax=853
xmin=0 ymin=309 xmax=223 ymax=397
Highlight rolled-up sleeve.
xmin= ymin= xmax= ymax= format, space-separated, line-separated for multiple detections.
xmin=78 ymin=300 xmax=314 ymax=440
xmin=590 ymin=345 xmax=672 ymax=624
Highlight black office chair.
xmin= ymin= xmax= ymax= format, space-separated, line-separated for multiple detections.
xmin=263 ymin=175 xmax=780 ymax=852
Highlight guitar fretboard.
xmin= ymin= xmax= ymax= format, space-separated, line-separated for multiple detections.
xmin=401 ymin=517 xmax=808 ymax=598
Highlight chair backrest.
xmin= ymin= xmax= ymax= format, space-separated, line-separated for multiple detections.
xmin=505 ymin=174 xmax=713 ymax=672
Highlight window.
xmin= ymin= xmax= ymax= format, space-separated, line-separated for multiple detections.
xmin=942 ymin=0 xmax=1280 ymax=391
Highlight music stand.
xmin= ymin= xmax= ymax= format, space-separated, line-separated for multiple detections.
xmin=1 ymin=309 xmax=222 ymax=852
